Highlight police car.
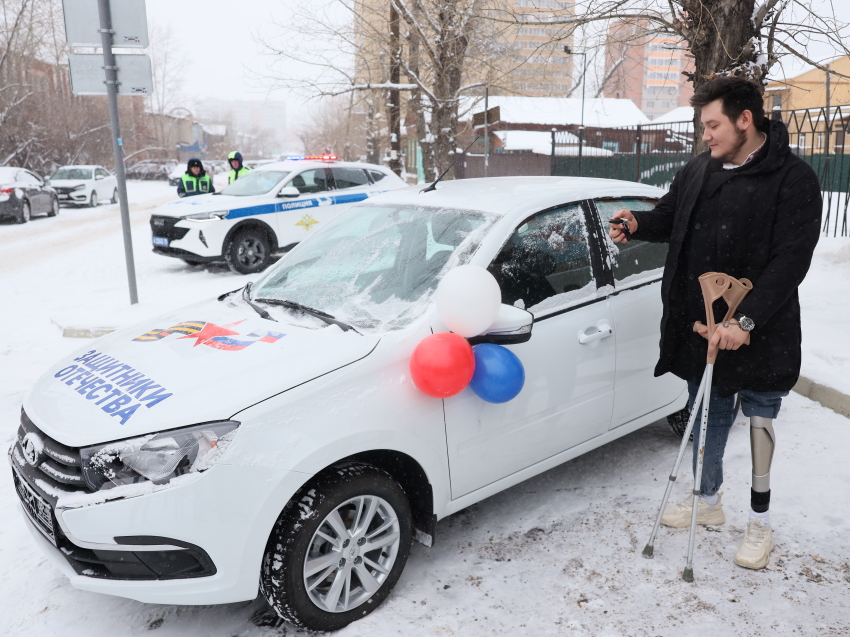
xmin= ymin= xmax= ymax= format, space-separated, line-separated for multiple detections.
xmin=149 ymin=156 xmax=407 ymax=273
xmin=12 ymin=177 xmax=687 ymax=631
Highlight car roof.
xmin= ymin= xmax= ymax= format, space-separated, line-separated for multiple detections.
xmin=363 ymin=176 xmax=665 ymax=220
xmin=57 ymin=165 xmax=100 ymax=169
xmin=253 ymin=160 xmax=393 ymax=173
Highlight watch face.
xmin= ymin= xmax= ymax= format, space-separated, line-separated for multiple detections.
xmin=739 ymin=316 xmax=755 ymax=331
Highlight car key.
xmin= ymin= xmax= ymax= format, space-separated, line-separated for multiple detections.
xmin=608 ymin=217 xmax=631 ymax=240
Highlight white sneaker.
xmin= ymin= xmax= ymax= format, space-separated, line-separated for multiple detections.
xmin=660 ymin=493 xmax=726 ymax=528
xmin=734 ymin=519 xmax=775 ymax=570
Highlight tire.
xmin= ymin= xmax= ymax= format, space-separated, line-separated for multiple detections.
xmin=111 ymin=189 xmax=118 ymax=204
xmin=47 ymin=197 xmax=59 ymax=217
xmin=89 ymin=191 xmax=98 ymax=208
xmin=260 ymin=462 xmax=413 ymax=632
xmin=16 ymin=200 xmax=31 ymax=224
xmin=225 ymin=228 xmax=272 ymax=274
xmin=667 ymin=406 xmax=692 ymax=440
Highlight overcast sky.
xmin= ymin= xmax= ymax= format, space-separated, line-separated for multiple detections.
xmin=143 ymin=0 xmax=850 ymax=129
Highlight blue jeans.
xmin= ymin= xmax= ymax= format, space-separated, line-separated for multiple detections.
xmin=686 ymin=380 xmax=788 ymax=496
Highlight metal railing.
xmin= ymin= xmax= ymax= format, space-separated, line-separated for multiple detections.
xmin=550 ymin=106 xmax=850 ymax=237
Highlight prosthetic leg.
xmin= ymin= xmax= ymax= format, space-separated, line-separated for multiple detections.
xmin=750 ymin=416 xmax=775 ymax=514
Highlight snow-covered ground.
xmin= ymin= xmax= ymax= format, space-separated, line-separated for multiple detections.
xmin=0 ymin=183 xmax=848 ymax=636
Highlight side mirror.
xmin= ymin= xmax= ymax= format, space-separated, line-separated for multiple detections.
xmin=468 ymin=304 xmax=533 ymax=346
xmin=277 ymin=186 xmax=300 ymax=198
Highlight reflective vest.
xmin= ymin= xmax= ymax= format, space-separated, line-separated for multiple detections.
xmin=228 ymin=166 xmax=251 ymax=184
xmin=181 ymin=173 xmax=212 ymax=194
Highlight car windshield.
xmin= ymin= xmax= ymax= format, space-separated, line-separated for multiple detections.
xmin=51 ymin=168 xmax=92 ymax=180
xmin=250 ymin=204 xmax=497 ymax=332
xmin=220 ymin=170 xmax=290 ymax=196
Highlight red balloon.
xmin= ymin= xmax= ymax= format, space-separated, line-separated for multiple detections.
xmin=410 ymin=333 xmax=475 ymax=398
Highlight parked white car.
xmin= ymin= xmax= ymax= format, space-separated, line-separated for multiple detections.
xmin=149 ymin=158 xmax=407 ymax=273
xmin=49 ymin=165 xmax=117 ymax=208
xmin=11 ymin=177 xmax=686 ymax=631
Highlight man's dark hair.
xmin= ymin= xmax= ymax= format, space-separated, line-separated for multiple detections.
xmin=691 ymin=77 xmax=765 ymax=128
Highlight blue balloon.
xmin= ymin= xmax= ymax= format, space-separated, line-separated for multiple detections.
xmin=469 ymin=343 xmax=525 ymax=403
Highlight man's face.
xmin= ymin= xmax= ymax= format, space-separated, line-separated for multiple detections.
xmin=700 ymin=99 xmax=748 ymax=162
xmin=229 ymin=158 xmax=239 ymax=169
xmin=190 ymin=165 xmax=201 ymax=176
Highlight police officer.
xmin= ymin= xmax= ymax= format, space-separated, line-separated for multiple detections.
xmin=227 ymin=151 xmax=251 ymax=184
xmin=177 ymin=158 xmax=214 ymax=198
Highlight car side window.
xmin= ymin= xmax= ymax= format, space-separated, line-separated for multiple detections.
xmin=288 ymin=169 xmax=329 ymax=194
xmin=96 ymin=168 xmax=110 ymax=178
xmin=331 ymin=167 xmax=370 ymax=190
xmin=487 ymin=203 xmax=595 ymax=315
xmin=595 ymin=198 xmax=668 ymax=287
xmin=368 ymin=170 xmax=386 ymax=183
xmin=18 ymin=171 xmax=38 ymax=184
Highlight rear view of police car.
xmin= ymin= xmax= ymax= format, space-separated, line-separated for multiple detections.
xmin=149 ymin=156 xmax=406 ymax=273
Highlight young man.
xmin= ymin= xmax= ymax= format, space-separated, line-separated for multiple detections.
xmin=227 ymin=151 xmax=251 ymax=184
xmin=177 ymin=158 xmax=214 ymax=198
xmin=609 ymin=77 xmax=822 ymax=569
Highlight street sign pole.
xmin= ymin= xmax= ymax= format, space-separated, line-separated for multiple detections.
xmin=97 ymin=0 xmax=138 ymax=305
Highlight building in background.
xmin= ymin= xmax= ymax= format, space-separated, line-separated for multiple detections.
xmin=193 ymin=99 xmax=287 ymax=157
xmin=764 ymin=55 xmax=850 ymax=113
xmin=601 ymin=20 xmax=693 ymax=120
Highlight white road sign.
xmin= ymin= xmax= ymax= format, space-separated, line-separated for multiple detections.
xmin=63 ymin=0 xmax=149 ymax=48
xmin=69 ymin=53 xmax=153 ymax=96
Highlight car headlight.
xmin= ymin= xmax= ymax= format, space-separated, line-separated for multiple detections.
xmin=181 ymin=210 xmax=228 ymax=221
xmin=70 ymin=184 xmax=85 ymax=192
xmin=80 ymin=421 xmax=239 ymax=491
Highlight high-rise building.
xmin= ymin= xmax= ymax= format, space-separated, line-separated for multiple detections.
xmin=602 ymin=20 xmax=693 ymax=119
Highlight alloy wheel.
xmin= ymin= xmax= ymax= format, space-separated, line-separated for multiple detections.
xmin=236 ymin=236 xmax=267 ymax=268
xmin=303 ymin=495 xmax=401 ymax=613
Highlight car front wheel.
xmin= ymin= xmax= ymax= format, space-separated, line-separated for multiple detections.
xmin=260 ymin=463 xmax=413 ymax=632
xmin=47 ymin=197 xmax=59 ymax=217
xmin=89 ymin=191 xmax=98 ymax=207
xmin=111 ymin=189 xmax=118 ymax=204
xmin=225 ymin=228 xmax=272 ymax=274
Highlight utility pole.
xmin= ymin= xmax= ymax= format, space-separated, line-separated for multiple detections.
xmin=97 ymin=0 xmax=138 ymax=304
xmin=484 ymin=87 xmax=489 ymax=177
xmin=388 ymin=1 xmax=402 ymax=176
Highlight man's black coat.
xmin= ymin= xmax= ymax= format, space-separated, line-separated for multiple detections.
xmin=631 ymin=119 xmax=822 ymax=397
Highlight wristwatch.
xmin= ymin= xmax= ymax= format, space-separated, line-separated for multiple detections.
xmin=734 ymin=313 xmax=755 ymax=331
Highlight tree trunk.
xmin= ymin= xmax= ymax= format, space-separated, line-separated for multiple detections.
xmin=681 ymin=0 xmax=759 ymax=154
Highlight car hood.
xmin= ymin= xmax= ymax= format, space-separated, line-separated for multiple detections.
xmin=154 ymin=193 xmax=264 ymax=218
xmin=49 ymin=179 xmax=90 ymax=187
xmin=24 ymin=297 xmax=379 ymax=447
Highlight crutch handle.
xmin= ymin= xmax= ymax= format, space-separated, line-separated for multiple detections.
xmin=698 ymin=273 xmax=753 ymax=363
xmin=693 ymin=321 xmax=751 ymax=346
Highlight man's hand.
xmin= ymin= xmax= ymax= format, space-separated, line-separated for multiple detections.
xmin=705 ymin=321 xmax=750 ymax=359
xmin=608 ymin=209 xmax=638 ymax=243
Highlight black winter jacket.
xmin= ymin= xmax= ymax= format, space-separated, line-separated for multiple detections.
xmin=631 ymin=119 xmax=822 ymax=396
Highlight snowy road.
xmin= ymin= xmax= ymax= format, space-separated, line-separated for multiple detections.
xmin=0 ymin=185 xmax=848 ymax=636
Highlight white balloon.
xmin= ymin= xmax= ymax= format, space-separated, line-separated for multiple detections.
xmin=436 ymin=265 xmax=502 ymax=337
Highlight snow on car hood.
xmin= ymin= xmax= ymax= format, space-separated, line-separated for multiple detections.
xmin=24 ymin=297 xmax=379 ymax=447
xmin=154 ymin=193 xmax=257 ymax=218
xmin=48 ymin=179 xmax=88 ymax=188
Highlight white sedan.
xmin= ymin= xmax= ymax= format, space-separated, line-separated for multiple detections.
xmin=48 ymin=165 xmax=117 ymax=207
xmin=11 ymin=176 xmax=686 ymax=631
xmin=149 ymin=158 xmax=407 ymax=273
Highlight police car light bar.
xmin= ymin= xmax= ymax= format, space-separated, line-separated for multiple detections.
xmin=286 ymin=154 xmax=338 ymax=162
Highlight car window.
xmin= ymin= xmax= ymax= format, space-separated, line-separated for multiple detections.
xmin=96 ymin=168 xmax=110 ymax=178
xmin=487 ymin=203 xmax=595 ymax=315
xmin=288 ymin=169 xmax=329 ymax=194
xmin=331 ymin=167 xmax=370 ymax=190
xmin=52 ymin=168 xmax=92 ymax=180
xmin=17 ymin=171 xmax=39 ymax=184
xmin=220 ymin=170 xmax=291 ymax=196
xmin=596 ymin=198 xmax=668 ymax=287
xmin=368 ymin=170 xmax=386 ymax=183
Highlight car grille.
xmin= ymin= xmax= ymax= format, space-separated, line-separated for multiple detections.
xmin=11 ymin=410 xmax=88 ymax=501
xmin=53 ymin=186 xmax=75 ymax=195
xmin=150 ymin=215 xmax=190 ymax=241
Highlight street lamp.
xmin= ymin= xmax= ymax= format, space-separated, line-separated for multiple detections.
xmin=563 ymin=45 xmax=587 ymax=176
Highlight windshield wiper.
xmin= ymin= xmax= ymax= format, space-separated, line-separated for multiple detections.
xmin=242 ymin=283 xmax=277 ymax=322
xmin=254 ymin=297 xmax=358 ymax=333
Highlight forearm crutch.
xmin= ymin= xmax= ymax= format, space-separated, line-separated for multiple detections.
xmin=642 ymin=272 xmax=753 ymax=582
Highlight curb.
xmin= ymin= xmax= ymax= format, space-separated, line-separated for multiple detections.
xmin=793 ymin=375 xmax=850 ymax=419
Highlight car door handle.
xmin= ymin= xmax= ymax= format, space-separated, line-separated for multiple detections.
xmin=578 ymin=321 xmax=614 ymax=345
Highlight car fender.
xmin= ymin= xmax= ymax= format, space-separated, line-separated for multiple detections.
xmin=224 ymin=324 xmax=452 ymax=520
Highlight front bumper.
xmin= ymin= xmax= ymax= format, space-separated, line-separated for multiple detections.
xmin=10 ymin=418 xmax=306 ymax=605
